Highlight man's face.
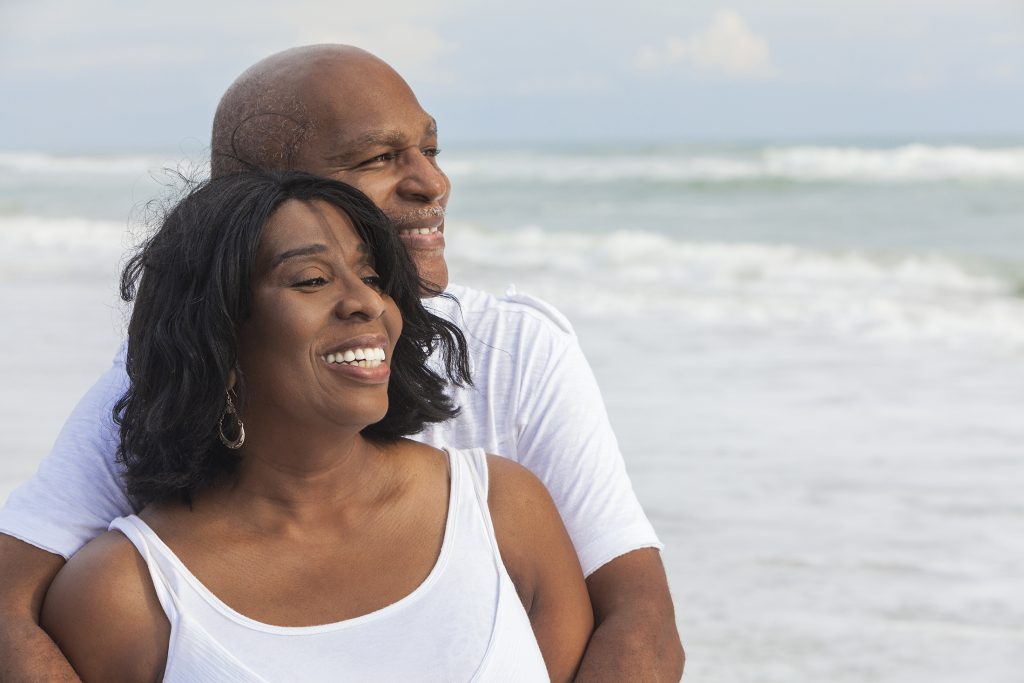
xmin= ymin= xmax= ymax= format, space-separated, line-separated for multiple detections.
xmin=292 ymin=58 xmax=451 ymax=292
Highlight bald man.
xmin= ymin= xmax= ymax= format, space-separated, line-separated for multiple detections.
xmin=0 ymin=46 xmax=683 ymax=681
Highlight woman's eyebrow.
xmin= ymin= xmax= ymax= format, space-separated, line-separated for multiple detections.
xmin=271 ymin=244 xmax=328 ymax=269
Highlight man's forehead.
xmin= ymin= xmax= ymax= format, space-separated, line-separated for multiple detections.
xmin=348 ymin=118 xmax=438 ymax=148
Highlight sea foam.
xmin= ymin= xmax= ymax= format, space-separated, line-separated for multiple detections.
xmin=0 ymin=151 xmax=208 ymax=177
xmin=444 ymin=145 xmax=1024 ymax=184
xmin=446 ymin=223 xmax=1024 ymax=349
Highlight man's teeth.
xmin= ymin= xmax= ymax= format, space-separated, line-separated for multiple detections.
xmin=323 ymin=347 xmax=386 ymax=368
xmin=399 ymin=226 xmax=440 ymax=236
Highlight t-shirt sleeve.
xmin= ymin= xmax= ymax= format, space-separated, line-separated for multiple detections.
xmin=513 ymin=311 xmax=662 ymax=577
xmin=0 ymin=352 xmax=133 ymax=559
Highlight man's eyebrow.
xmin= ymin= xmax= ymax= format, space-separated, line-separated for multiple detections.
xmin=271 ymin=244 xmax=328 ymax=268
xmin=324 ymin=130 xmax=404 ymax=163
xmin=324 ymin=120 xmax=439 ymax=163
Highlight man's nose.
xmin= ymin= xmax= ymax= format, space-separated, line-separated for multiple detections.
xmin=398 ymin=151 xmax=449 ymax=204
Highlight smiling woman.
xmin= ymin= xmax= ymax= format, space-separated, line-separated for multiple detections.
xmin=37 ymin=170 xmax=593 ymax=682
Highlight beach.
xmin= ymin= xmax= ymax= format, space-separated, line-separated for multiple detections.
xmin=2 ymin=142 xmax=1023 ymax=681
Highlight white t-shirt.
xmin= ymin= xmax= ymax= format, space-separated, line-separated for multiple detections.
xmin=0 ymin=283 xmax=660 ymax=576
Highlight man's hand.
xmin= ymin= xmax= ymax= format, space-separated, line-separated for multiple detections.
xmin=0 ymin=533 xmax=80 ymax=682
xmin=575 ymin=548 xmax=684 ymax=682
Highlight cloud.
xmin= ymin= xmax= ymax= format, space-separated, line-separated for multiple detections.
xmin=0 ymin=0 xmax=457 ymax=83
xmin=633 ymin=9 xmax=776 ymax=79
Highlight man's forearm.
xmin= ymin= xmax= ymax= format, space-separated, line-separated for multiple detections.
xmin=575 ymin=548 xmax=684 ymax=682
xmin=0 ymin=615 xmax=81 ymax=682
xmin=0 ymin=534 xmax=80 ymax=682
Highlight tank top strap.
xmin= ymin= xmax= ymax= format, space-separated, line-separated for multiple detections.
xmin=109 ymin=515 xmax=181 ymax=623
xmin=445 ymin=447 xmax=506 ymax=582
xmin=452 ymin=446 xmax=490 ymax=498
xmin=449 ymin=447 xmax=499 ymax=542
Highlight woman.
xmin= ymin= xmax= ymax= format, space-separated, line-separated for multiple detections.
xmin=40 ymin=171 xmax=592 ymax=681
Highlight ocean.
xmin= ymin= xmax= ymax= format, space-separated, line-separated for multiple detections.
xmin=2 ymin=142 xmax=1022 ymax=681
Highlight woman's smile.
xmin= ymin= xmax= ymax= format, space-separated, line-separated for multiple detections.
xmin=319 ymin=333 xmax=391 ymax=383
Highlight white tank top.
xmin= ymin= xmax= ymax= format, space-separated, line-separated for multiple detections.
xmin=110 ymin=447 xmax=550 ymax=682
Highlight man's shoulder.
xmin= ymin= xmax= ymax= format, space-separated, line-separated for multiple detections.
xmin=434 ymin=282 xmax=576 ymax=338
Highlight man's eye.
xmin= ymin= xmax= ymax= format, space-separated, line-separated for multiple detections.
xmin=364 ymin=152 xmax=398 ymax=165
xmin=294 ymin=276 xmax=328 ymax=288
xmin=423 ymin=147 xmax=441 ymax=158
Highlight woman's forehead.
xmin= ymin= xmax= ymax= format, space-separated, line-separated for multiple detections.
xmin=260 ymin=199 xmax=366 ymax=260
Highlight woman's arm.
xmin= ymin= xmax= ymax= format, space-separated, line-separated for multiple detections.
xmin=487 ymin=455 xmax=594 ymax=683
xmin=40 ymin=531 xmax=169 ymax=683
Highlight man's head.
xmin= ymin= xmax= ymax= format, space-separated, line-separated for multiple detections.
xmin=212 ymin=45 xmax=450 ymax=290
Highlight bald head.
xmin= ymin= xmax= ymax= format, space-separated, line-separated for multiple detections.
xmin=211 ymin=45 xmax=398 ymax=177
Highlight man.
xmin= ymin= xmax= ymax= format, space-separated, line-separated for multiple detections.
xmin=0 ymin=45 xmax=683 ymax=681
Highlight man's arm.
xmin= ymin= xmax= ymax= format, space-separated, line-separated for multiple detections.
xmin=0 ymin=534 xmax=79 ymax=682
xmin=575 ymin=548 xmax=684 ymax=682
xmin=0 ymin=353 xmax=134 ymax=681
xmin=500 ymin=295 xmax=683 ymax=680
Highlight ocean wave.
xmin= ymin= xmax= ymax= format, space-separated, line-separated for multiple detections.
xmin=446 ymin=223 xmax=1024 ymax=349
xmin=4 ymin=214 xmax=1023 ymax=349
xmin=4 ymin=145 xmax=1022 ymax=183
xmin=0 ymin=151 xmax=207 ymax=177
xmin=444 ymin=145 xmax=1024 ymax=184
xmin=0 ymin=216 xmax=135 ymax=277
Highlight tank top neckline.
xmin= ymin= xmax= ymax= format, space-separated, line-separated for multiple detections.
xmin=121 ymin=447 xmax=460 ymax=635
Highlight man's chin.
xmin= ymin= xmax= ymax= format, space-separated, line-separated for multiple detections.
xmin=411 ymin=254 xmax=449 ymax=296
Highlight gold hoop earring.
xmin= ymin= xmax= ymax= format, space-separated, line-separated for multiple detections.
xmin=218 ymin=390 xmax=245 ymax=449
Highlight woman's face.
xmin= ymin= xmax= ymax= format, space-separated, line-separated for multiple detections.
xmin=236 ymin=198 xmax=402 ymax=434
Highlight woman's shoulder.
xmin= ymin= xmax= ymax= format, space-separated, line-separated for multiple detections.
xmin=483 ymin=454 xmax=594 ymax=681
xmin=41 ymin=528 xmax=169 ymax=682
xmin=484 ymin=455 xmax=564 ymax=588
xmin=485 ymin=453 xmax=552 ymax=509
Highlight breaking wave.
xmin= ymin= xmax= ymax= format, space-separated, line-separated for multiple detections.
xmin=445 ymin=222 xmax=1024 ymax=349
xmin=444 ymin=145 xmax=1024 ymax=184
xmin=4 ymin=212 xmax=1023 ymax=349
xmin=0 ymin=151 xmax=207 ymax=177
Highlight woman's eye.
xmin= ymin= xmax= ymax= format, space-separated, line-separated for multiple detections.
xmin=294 ymin=276 xmax=328 ymax=288
xmin=362 ymin=275 xmax=384 ymax=291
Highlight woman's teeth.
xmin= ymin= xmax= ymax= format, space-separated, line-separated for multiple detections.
xmin=399 ymin=226 xmax=439 ymax=237
xmin=323 ymin=347 xmax=386 ymax=368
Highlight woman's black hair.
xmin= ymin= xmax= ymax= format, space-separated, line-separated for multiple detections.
xmin=115 ymin=170 xmax=470 ymax=508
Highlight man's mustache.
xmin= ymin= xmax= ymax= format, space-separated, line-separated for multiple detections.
xmin=390 ymin=206 xmax=445 ymax=226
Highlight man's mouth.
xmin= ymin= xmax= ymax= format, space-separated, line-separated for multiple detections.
xmin=399 ymin=225 xmax=441 ymax=237
xmin=392 ymin=207 xmax=445 ymax=241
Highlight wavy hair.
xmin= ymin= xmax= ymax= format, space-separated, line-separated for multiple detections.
xmin=116 ymin=170 xmax=470 ymax=508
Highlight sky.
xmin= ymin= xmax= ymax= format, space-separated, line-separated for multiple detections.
xmin=1 ymin=0 xmax=1022 ymax=150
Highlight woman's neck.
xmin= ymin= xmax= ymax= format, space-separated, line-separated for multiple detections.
xmin=210 ymin=425 xmax=403 ymax=529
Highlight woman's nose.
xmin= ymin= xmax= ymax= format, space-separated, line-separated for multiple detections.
xmin=334 ymin=278 xmax=386 ymax=321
